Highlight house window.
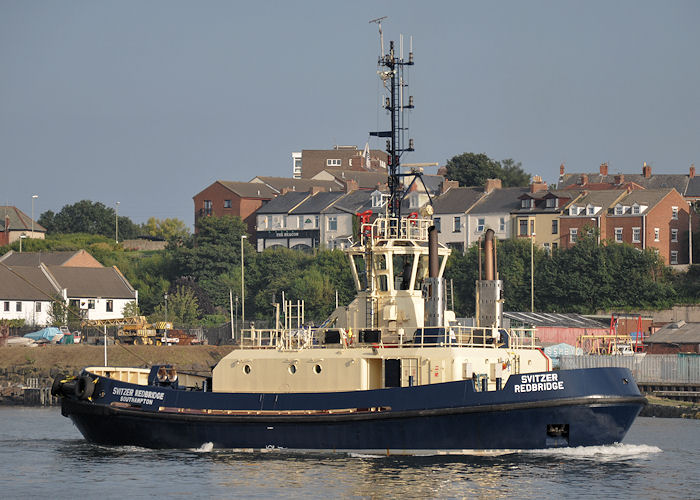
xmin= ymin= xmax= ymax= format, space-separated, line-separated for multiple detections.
xmin=88 ymin=299 xmax=95 ymax=310
xmin=203 ymin=200 xmax=213 ymax=216
xmin=35 ymin=302 xmax=41 ymax=313
xmin=671 ymin=229 xmax=678 ymax=242
xmin=519 ymin=219 xmax=528 ymax=236
xmin=543 ymin=243 xmax=551 ymax=253
xmin=632 ymin=205 xmax=640 ymax=215
xmin=106 ymin=300 xmax=114 ymax=312
xmin=615 ymin=228 xmax=623 ymax=242
xmin=371 ymin=192 xmax=383 ymax=208
xmin=569 ymin=228 xmax=578 ymax=243
xmin=328 ymin=216 xmax=338 ymax=231
xmin=224 ymin=199 xmax=232 ymax=209
xmin=314 ymin=215 xmax=319 ymax=229
xmin=434 ymin=217 xmax=441 ymax=233
xmin=670 ymin=251 xmax=678 ymax=265
xmin=326 ymin=159 xmax=341 ymax=167
xmin=499 ymin=217 xmax=505 ymax=232
xmin=453 ymin=216 xmax=461 ymax=232
xmin=521 ymin=198 xmax=532 ymax=209
xmin=477 ymin=218 xmax=485 ymax=232
xmin=569 ymin=205 xmax=577 ymax=216
xmin=551 ymin=220 xmax=558 ymax=234
xmin=632 ymin=227 xmax=641 ymax=243
xmin=671 ymin=206 xmax=678 ymax=220
xmin=545 ymin=198 xmax=556 ymax=208
xmin=3 ymin=302 xmax=8 ymax=312
xmin=552 ymin=242 xmax=558 ymax=250
xmin=587 ymin=206 xmax=595 ymax=215
xmin=16 ymin=302 xmax=22 ymax=312
xmin=654 ymin=228 xmax=660 ymax=242
xmin=614 ymin=205 xmax=623 ymax=215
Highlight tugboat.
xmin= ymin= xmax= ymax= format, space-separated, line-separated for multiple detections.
xmin=53 ymin=31 xmax=646 ymax=453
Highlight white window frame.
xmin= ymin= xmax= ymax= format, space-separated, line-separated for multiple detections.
xmin=326 ymin=159 xmax=341 ymax=167
xmin=327 ymin=216 xmax=338 ymax=232
xmin=570 ymin=228 xmax=578 ymax=243
xmin=477 ymin=218 xmax=485 ymax=232
xmin=671 ymin=229 xmax=678 ymax=242
xmin=615 ymin=227 xmax=623 ymax=243
xmin=499 ymin=217 xmax=505 ymax=232
xmin=670 ymin=251 xmax=678 ymax=265
xmin=587 ymin=206 xmax=595 ymax=215
xmin=614 ymin=205 xmax=623 ymax=215
xmin=672 ymin=206 xmax=679 ymax=220
xmin=521 ymin=198 xmax=532 ymax=209
xmin=632 ymin=227 xmax=641 ymax=243
xmin=453 ymin=216 xmax=461 ymax=233
xmin=654 ymin=228 xmax=660 ymax=242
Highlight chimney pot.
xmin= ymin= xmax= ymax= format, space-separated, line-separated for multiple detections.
xmin=600 ymin=162 xmax=608 ymax=176
xmin=690 ymin=164 xmax=696 ymax=179
xmin=642 ymin=162 xmax=652 ymax=178
xmin=484 ymin=178 xmax=502 ymax=194
xmin=560 ymin=163 xmax=565 ymax=175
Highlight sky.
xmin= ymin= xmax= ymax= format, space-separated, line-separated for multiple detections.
xmin=2 ymin=1 xmax=699 ymax=228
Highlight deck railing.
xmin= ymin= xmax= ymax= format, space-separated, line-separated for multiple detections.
xmin=238 ymin=325 xmax=539 ymax=351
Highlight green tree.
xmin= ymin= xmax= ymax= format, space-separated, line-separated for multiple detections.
xmin=153 ymin=285 xmax=200 ymax=327
xmin=141 ymin=217 xmax=190 ymax=241
xmin=122 ymin=301 xmax=140 ymax=317
xmin=38 ymin=200 xmax=139 ymax=239
xmin=445 ymin=153 xmax=531 ymax=188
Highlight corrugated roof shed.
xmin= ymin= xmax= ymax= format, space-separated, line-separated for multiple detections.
xmin=645 ymin=321 xmax=700 ymax=344
xmin=504 ymin=311 xmax=607 ymax=328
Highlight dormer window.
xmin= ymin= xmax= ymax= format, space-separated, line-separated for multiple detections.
xmin=632 ymin=204 xmax=640 ymax=215
xmin=587 ymin=205 xmax=596 ymax=215
xmin=568 ymin=205 xmax=577 ymax=216
xmin=371 ymin=191 xmax=383 ymax=208
xmin=327 ymin=159 xmax=341 ymax=167
xmin=545 ymin=198 xmax=557 ymax=208
xmin=521 ymin=198 xmax=532 ymax=209
xmin=614 ymin=205 xmax=624 ymax=215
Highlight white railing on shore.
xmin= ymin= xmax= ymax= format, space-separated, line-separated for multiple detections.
xmin=238 ymin=325 xmax=539 ymax=351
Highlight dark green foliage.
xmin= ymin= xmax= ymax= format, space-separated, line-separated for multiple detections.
xmin=445 ymin=153 xmax=531 ymax=188
xmin=38 ymin=200 xmax=139 ymax=239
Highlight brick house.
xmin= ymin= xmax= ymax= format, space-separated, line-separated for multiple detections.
xmin=0 ymin=206 xmax=46 ymax=246
xmin=558 ymin=190 xmax=628 ymax=248
xmin=193 ymin=181 xmax=277 ymax=235
xmin=561 ymin=188 xmax=691 ymax=264
xmin=292 ymin=146 xmax=389 ymax=179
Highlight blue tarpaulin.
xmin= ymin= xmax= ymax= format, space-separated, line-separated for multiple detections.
xmin=24 ymin=327 xmax=62 ymax=341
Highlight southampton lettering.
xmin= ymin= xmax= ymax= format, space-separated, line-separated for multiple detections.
xmin=513 ymin=373 xmax=565 ymax=393
xmin=112 ymin=386 xmax=165 ymax=405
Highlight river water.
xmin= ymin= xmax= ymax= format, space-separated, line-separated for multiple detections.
xmin=1 ymin=407 xmax=698 ymax=499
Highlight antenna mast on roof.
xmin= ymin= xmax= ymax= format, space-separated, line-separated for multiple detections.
xmin=369 ymin=20 xmax=415 ymax=219
xmin=369 ymin=16 xmax=387 ymax=57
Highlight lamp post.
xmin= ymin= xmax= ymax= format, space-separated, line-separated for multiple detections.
xmin=531 ymin=230 xmax=536 ymax=313
xmin=164 ymin=293 xmax=168 ymax=322
xmin=115 ymin=202 xmax=120 ymax=244
xmin=31 ymin=195 xmax=38 ymax=237
xmin=241 ymin=235 xmax=248 ymax=331
xmin=235 ymin=295 xmax=239 ymax=340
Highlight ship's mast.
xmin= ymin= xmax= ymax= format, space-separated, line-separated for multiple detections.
xmin=370 ymin=21 xmax=414 ymax=219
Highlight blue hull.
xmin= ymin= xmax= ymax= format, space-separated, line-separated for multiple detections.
xmin=60 ymin=367 xmax=645 ymax=451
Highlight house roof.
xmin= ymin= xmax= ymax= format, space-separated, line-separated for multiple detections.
xmin=645 ymin=321 xmax=700 ymax=344
xmin=251 ymin=177 xmax=341 ymax=193
xmin=290 ymin=191 xmax=345 ymax=214
xmin=323 ymin=190 xmax=377 ymax=215
xmin=208 ymin=181 xmax=277 ymax=199
xmin=470 ymin=187 xmax=529 ymax=214
xmin=316 ymin=169 xmax=387 ymax=189
xmin=0 ymin=264 xmax=61 ymax=301
xmin=563 ymin=190 xmax=626 ymax=211
xmin=255 ymin=192 xmax=311 ymax=215
xmin=608 ymin=188 xmax=674 ymax=213
xmin=0 ymin=206 xmax=46 ymax=233
xmin=504 ymin=311 xmax=606 ymax=329
xmin=0 ymin=250 xmax=102 ymax=267
xmin=432 ymin=187 xmax=484 ymax=214
xmin=46 ymin=266 xmax=136 ymax=299
xmin=559 ymin=172 xmax=690 ymax=195
xmin=686 ymin=177 xmax=700 ymax=198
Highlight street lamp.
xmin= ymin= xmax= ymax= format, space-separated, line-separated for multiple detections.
xmin=115 ymin=202 xmax=120 ymax=244
xmin=31 ymin=195 xmax=38 ymax=237
xmin=164 ymin=294 xmax=168 ymax=322
xmin=531 ymin=230 xmax=536 ymax=313
xmin=241 ymin=235 xmax=248 ymax=332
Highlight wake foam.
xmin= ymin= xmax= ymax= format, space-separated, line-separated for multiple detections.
xmin=523 ymin=443 xmax=662 ymax=460
xmin=191 ymin=442 xmax=214 ymax=452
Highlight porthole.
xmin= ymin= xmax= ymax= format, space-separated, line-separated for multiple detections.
xmin=243 ymin=364 xmax=251 ymax=374
xmin=314 ymin=364 xmax=322 ymax=374
xmin=289 ymin=364 xmax=297 ymax=374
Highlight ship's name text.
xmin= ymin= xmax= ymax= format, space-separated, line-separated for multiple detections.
xmin=113 ymin=387 xmax=165 ymax=405
xmin=513 ymin=373 xmax=564 ymax=393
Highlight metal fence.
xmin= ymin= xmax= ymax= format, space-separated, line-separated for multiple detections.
xmin=560 ymin=354 xmax=700 ymax=383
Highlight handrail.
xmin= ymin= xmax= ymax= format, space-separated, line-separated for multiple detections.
xmin=238 ymin=325 xmax=540 ymax=351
